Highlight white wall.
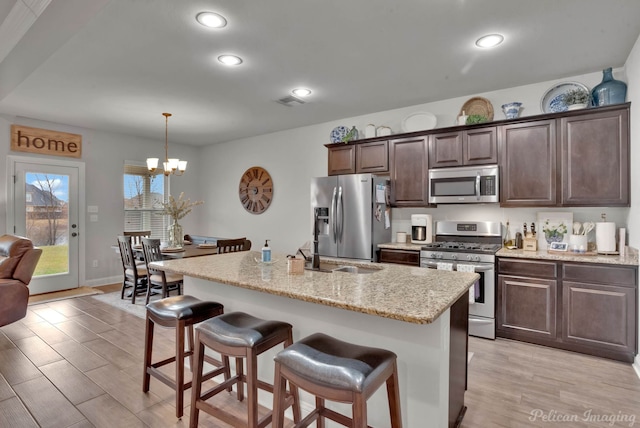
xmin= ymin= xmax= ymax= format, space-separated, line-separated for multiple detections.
xmin=196 ymin=69 xmax=629 ymax=254
xmin=623 ymin=32 xmax=640 ymax=374
xmin=1 ymin=115 xmax=201 ymax=284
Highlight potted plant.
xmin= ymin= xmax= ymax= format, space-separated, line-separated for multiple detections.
xmin=542 ymin=219 xmax=568 ymax=245
xmin=562 ymin=88 xmax=590 ymax=110
xmin=157 ymin=192 xmax=203 ymax=248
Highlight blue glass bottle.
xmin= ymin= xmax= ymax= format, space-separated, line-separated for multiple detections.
xmin=591 ymin=68 xmax=627 ymax=106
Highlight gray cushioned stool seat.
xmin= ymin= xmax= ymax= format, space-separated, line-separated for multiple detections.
xmin=196 ymin=311 xmax=292 ymax=348
xmin=274 ymin=332 xmax=397 ymax=393
xmin=145 ymin=295 xmax=223 ymax=324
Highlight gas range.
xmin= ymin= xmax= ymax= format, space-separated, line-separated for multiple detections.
xmin=420 ymin=221 xmax=502 ymax=263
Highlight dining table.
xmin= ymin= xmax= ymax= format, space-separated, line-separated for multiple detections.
xmin=112 ymin=243 xmax=220 ymax=259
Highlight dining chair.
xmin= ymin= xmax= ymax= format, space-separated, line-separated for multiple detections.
xmin=141 ymin=238 xmax=183 ymax=304
xmin=216 ymin=238 xmax=251 ymax=254
xmin=124 ymin=230 xmax=151 ymax=246
xmin=117 ymin=235 xmax=148 ymax=304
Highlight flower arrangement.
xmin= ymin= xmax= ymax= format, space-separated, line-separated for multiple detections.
xmin=542 ymin=219 xmax=567 ymax=244
xmin=157 ymin=192 xmax=203 ymax=222
xmin=562 ymin=88 xmax=590 ymax=106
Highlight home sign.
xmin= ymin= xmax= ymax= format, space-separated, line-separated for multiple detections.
xmin=11 ymin=125 xmax=82 ymax=159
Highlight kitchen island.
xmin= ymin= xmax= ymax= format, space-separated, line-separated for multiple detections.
xmin=150 ymin=251 xmax=479 ymax=427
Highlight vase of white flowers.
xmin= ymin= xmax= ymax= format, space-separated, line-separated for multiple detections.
xmin=158 ymin=193 xmax=203 ymax=248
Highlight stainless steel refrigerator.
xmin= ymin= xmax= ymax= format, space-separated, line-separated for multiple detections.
xmin=310 ymin=174 xmax=391 ymax=261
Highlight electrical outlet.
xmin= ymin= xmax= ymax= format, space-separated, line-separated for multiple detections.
xmin=92 ymin=260 xmax=98 ymax=268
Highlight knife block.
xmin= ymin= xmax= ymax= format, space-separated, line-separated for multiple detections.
xmin=523 ymin=235 xmax=537 ymax=252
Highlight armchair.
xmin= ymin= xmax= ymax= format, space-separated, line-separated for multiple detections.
xmin=0 ymin=234 xmax=42 ymax=326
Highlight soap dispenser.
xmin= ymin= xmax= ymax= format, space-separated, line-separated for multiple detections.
xmin=261 ymin=240 xmax=271 ymax=263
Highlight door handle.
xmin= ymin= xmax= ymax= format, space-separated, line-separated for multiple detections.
xmin=337 ymin=186 xmax=343 ymax=242
xmin=475 ymin=173 xmax=481 ymax=201
xmin=331 ymin=187 xmax=338 ymax=243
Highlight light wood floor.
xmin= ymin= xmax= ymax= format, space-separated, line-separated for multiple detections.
xmin=1 ymin=285 xmax=638 ymax=427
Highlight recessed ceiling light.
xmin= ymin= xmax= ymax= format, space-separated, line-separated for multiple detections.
xmin=218 ymin=55 xmax=243 ymax=66
xmin=292 ymin=88 xmax=312 ymax=97
xmin=475 ymin=34 xmax=504 ymax=48
xmin=196 ymin=12 xmax=227 ymax=28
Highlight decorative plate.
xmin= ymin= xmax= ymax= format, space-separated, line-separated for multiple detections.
xmin=161 ymin=247 xmax=185 ymax=253
xmin=254 ymin=257 xmax=279 ymax=265
xmin=459 ymin=97 xmax=494 ymax=121
xmin=330 ymin=126 xmax=349 ymax=143
xmin=540 ymin=82 xmax=589 ymax=113
xmin=197 ymin=243 xmax=217 ymax=248
xmin=401 ymin=112 xmax=437 ymax=132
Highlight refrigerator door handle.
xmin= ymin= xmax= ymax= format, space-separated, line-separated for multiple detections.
xmin=331 ymin=187 xmax=338 ymax=243
xmin=337 ymin=186 xmax=344 ymax=242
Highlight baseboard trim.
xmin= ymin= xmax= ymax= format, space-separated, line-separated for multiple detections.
xmin=84 ymin=276 xmax=122 ymax=287
xmin=633 ymin=355 xmax=640 ymax=380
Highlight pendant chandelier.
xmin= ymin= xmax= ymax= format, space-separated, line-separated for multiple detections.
xmin=146 ymin=112 xmax=187 ymax=176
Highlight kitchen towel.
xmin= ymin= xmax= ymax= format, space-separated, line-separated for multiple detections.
xmin=456 ymin=264 xmax=477 ymax=304
xmin=436 ymin=262 xmax=453 ymax=271
xmin=596 ymin=222 xmax=616 ymax=253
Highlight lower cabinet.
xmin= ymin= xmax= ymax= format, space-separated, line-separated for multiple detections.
xmin=379 ymin=248 xmax=420 ymax=266
xmin=497 ymin=258 xmax=637 ymax=362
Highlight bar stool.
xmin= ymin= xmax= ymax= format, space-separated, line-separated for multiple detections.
xmin=272 ymin=332 xmax=402 ymax=428
xmin=143 ymin=295 xmax=225 ymax=418
xmin=190 ymin=311 xmax=300 ymax=428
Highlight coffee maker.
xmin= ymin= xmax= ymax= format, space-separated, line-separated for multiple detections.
xmin=411 ymin=214 xmax=433 ymax=244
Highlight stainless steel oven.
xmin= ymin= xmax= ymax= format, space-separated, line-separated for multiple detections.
xmin=420 ymin=221 xmax=501 ymax=339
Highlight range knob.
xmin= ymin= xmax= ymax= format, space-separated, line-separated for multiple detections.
xmin=473 ymin=255 xmax=481 ymax=262
xmin=436 ymin=253 xmax=443 ymax=259
xmin=430 ymin=253 xmax=437 ymax=259
xmin=451 ymin=254 xmax=458 ymax=260
xmin=466 ymin=254 xmax=473 ymax=261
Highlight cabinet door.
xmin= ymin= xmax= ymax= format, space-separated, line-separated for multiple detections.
xmin=497 ymin=275 xmax=557 ymax=339
xmin=562 ymin=281 xmax=636 ymax=356
xmin=428 ymin=132 xmax=462 ymax=168
xmin=379 ymin=249 xmax=420 ymax=266
xmin=356 ymin=140 xmax=389 ymax=173
xmin=464 ymin=126 xmax=497 ymax=165
xmin=327 ymin=145 xmax=356 ymax=175
xmin=389 ymin=137 xmax=429 ymax=206
xmin=560 ymin=107 xmax=629 ymax=206
xmin=499 ymin=120 xmax=557 ymax=206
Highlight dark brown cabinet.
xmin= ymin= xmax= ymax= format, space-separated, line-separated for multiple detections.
xmin=389 ymin=136 xmax=429 ymax=207
xmin=327 ymin=140 xmax=389 ymax=176
xmin=499 ymin=119 xmax=557 ymax=206
xmin=379 ymin=248 xmax=420 ymax=266
xmin=560 ymin=107 xmax=629 ymax=206
xmin=429 ymin=127 xmax=497 ymax=168
xmin=497 ymin=257 xmax=637 ymax=362
xmin=497 ymin=259 xmax=558 ymax=340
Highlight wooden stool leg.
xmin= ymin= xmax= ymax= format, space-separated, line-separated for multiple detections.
xmin=353 ymin=393 xmax=367 ymax=428
xmin=187 ymin=325 xmax=195 ymax=371
xmin=223 ymin=355 xmax=232 ymax=392
xmin=246 ymin=349 xmax=259 ymax=428
xmin=236 ymin=357 xmax=245 ymax=402
xmin=316 ymin=397 xmax=326 ymax=428
xmin=189 ymin=331 xmax=205 ymax=428
xmin=175 ymin=319 xmax=186 ymax=418
xmin=271 ymin=363 xmax=286 ymax=428
xmin=142 ymin=315 xmax=154 ymax=392
xmin=387 ymin=362 xmax=403 ymax=428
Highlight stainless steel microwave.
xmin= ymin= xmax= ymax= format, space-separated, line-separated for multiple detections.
xmin=428 ymin=165 xmax=499 ymax=204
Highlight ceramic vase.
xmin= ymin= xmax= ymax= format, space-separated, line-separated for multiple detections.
xmin=591 ymin=68 xmax=627 ymax=106
xmin=168 ymin=220 xmax=183 ymax=248
xmin=501 ymin=102 xmax=522 ymax=119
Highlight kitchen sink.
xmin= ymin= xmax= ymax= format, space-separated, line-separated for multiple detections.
xmin=305 ymin=262 xmax=380 ymax=275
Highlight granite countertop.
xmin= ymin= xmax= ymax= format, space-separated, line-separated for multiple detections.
xmin=378 ymin=242 xmax=424 ymax=251
xmin=150 ymin=251 xmax=479 ymax=325
xmin=496 ymin=246 xmax=639 ymax=266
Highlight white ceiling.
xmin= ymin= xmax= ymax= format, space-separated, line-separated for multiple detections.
xmin=1 ymin=0 xmax=639 ymax=146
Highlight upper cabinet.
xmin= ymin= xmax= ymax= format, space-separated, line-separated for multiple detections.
xmin=429 ymin=126 xmax=497 ymax=168
xmin=326 ymin=103 xmax=630 ymax=207
xmin=499 ymin=120 xmax=557 ymax=207
xmin=389 ymin=136 xmax=429 ymax=207
xmin=327 ymin=140 xmax=388 ymax=176
xmin=560 ymin=107 xmax=629 ymax=206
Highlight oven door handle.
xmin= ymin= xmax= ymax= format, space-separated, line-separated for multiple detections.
xmin=475 ymin=172 xmax=481 ymax=201
xmin=421 ymin=260 xmax=493 ymax=272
